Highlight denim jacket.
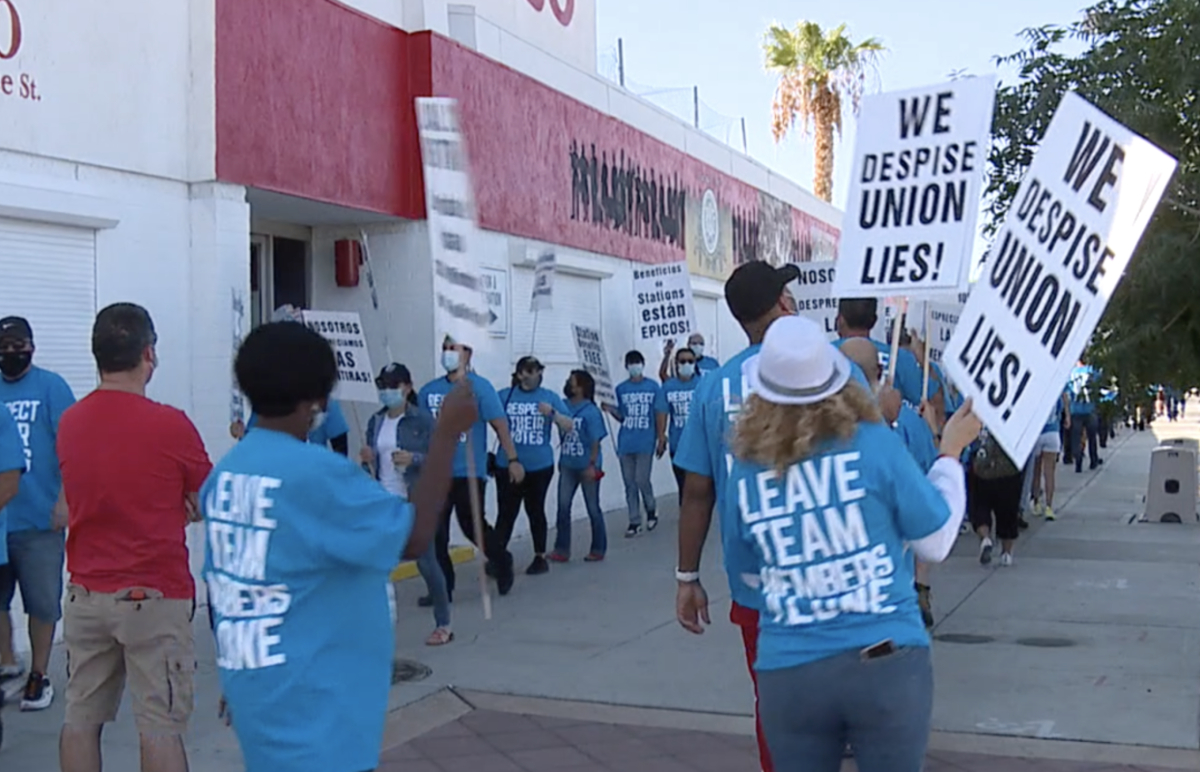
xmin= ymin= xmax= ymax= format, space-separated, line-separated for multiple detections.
xmin=364 ymin=403 xmax=433 ymax=491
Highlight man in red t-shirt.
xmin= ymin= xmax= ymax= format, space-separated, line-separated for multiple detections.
xmin=57 ymin=303 xmax=211 ymax=772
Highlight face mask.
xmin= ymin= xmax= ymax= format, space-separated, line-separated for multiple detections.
xmin=441 ymin=350 xmax=461 ymax=372
xmin=691 ymin=344 xmax=704 ymax=358
xmin=627 ymin=364 xmax=644 ymax=379
xmin=0 ymin=351 xmax=32 ymax=379
xmin=519 ymin=373 xmax=542 ymax=391
xmin=310 ymin=405 xmax=327 ymax=433
xmin=379 ymin=388 xmax=405 ymax=408
xmin=563 ymin=381 xmax=575 ymax=399
xmin=678 ymin=363 xmax=696 ymax=379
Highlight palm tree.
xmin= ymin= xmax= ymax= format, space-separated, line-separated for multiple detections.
xmin=764 ymin=22 xmax=885 ymax=202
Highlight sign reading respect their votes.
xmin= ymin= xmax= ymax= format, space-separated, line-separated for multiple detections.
xmin=571 ymin=324 xmax=617 ymax=409
xmin=832 ymin=77 xmax=997 ymax=299
xmin=944 ymin=91 xmax=1177 ymax=463
xmin=417 ymin=97 xmax=490 ymax=354
xmin=301 ymin=310 xmax=377 ymax=403
xmin=633 ymin=261 xmax=698 ymax=343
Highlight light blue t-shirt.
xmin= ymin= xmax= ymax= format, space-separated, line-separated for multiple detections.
xmin=1068 ymin=367 xmax=1095 ymax=415
xmin=894 ymin=405 xmax=938 ymax=474
xmin=496 ymin=386 xmax=568 ymax=472
xmin=559 ymin=400 xmax=607 ymax=471
xmin=656 ymin=376 xmax=700 ymax=457
xmin=0 ymin=366 xmax=75 ymax=532
xmin=418 ymin=372 xmax=505 ymax=479
xmin=246 ymin=401 xmax=349 ymax=447
xmin=833 ymin=337 xmax=925 ymax=407
xmin=202 ymin=429 xmax=414 ymax=772
xmin=696 ymin=355 xmax=720 ymax=376
xmin=0 ymin=406 xmax=25 ymax=564
xmin=728 ymin=421 xmax=951 ymax=671
xmin=615 ymin=378 xmax=661 ymax=456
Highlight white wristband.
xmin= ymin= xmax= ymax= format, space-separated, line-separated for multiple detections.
xmin=675 ymin=569 xmax=700 ymax=583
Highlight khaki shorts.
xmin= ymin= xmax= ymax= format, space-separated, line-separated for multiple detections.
xmin=63 ymin=584 xmax=196 ymax=734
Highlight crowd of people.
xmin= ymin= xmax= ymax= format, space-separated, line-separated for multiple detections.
xmin=0 ymin=255 xmax=1137 ymax=772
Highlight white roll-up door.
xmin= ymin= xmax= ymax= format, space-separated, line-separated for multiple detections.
xmin=0 ymin=217 xmax=98 ymax=397
xmin=511 ymin=267 xmax=602 ymax=365
xmin=692 ymin=295 xmax=718 ymax=357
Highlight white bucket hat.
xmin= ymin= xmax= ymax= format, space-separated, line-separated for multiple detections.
xmin=744 ymin=315 xmax=853 ymax=406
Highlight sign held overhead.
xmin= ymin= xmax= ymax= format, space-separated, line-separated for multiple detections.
xmin=944 ymin=91 xmax=1177 ymax=463
xmin=301 ymin=310 xmax=378 ymax=403
xmin=632 ymin=261 xmax=698 ymax=344
xmin=832 ymin=76 xmax=996 ymax=298
xmin=531 ymin=249 xmax=556 ymax=312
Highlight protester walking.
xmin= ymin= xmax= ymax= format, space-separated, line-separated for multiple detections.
xmin=362 ymin=363 xmax=453 ymax=646
xmin=657 ymin=333 xmax=720 ymax=382
xmin=834 ymin=299 xmax=931 ymax=410
xmin=725 ymin=313 xmax=979 ymax=772
xmin=656 ymin=347 xmax=700 ymax=503
xmin=605 ymin=350 xmax=660 ymax=537
xmin=56 ymin=303 xmax=212 ymax=772
xmin=494 ymin=356 xmax=573 ymax=576
xmin=1030 ymin=392 xmax=1071 ymax=521
xmin=550 ymin=370 xmax=608 ymax=562
xmin=969 ymin=428 xmax=1024 ymax=567
xmin=418 ymin=336 xmax=522 ymax=597
xmin=1068 ymin=364 xmax=1102 ymax=473
xmin=0 ymin=315 xmax=77 ymax=711
xmin=205 ymin=321 xmax=472 ymax=772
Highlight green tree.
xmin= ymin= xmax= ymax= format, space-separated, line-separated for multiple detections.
xmin=986 ymin=0 xmax=1200 ymax=392
xmin=763 ymin=21 xmax=885 ymax=203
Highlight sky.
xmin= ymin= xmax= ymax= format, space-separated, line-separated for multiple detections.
xmin=595 ymin=0 xmax=1091 ymax=228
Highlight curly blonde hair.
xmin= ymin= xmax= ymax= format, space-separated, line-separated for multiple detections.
xmin=731 ymin=382 xmax=882 ymax=471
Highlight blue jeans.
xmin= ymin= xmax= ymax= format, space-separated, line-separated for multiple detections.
xmin=758 ymin=645 xmax=933 ymax=772
xmin=1069 ymin=412 xmax=1099 ymax=470
xmin=618 ymin=453 xmax=655 ymax=526
xmin=415 ymin=540 xmax=450 ymax=628
xmin=553 ymin=466 xmax=606 ymax=557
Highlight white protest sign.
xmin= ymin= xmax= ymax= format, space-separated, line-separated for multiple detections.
xmin=908 ymin=291 xmax=969 ymax=365
xmin=632 ymin=261 xmax=698 ymax=344
xmin=571 ymin=324 xmax=617 ymax=409
xmin=944 ymin=91 xmax=1177 ymax=463
xmin=832 ymin=76 xmax=996 ymax=299
xmin=417 ymin=97 xmax=489 ymax=353
xmin=531 ymin=249 xmax=556 ymax=312
xmin=789 ymin=260 xmax=840 ymax=339
xmin=301 ymin=310 xmax=377 ymax=403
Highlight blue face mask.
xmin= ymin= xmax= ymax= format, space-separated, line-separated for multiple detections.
xmin=691 ymin=344 xmax=705 ymax=358
xmin=627 ymin=364 xmax=644 ymax=379
xmin=442 ymin=350 xmax=461 ymax=372
xmin=678 ymin=363 xmax=696 ymax=379
xmin=379 ymin=388 xmax=405 ymax=408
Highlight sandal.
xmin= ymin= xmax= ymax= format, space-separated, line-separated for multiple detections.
xmin=425 ymin=627 xmax=454 ymax=646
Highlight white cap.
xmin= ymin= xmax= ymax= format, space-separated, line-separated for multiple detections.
xmin=744 ymin=315 xmax=852 ymax=406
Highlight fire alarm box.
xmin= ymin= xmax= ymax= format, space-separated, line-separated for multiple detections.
xmin=335 ymin=239 xmax=362 ymax=287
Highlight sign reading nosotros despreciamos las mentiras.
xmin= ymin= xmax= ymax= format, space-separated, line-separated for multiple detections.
xmin=944 ymin=91 xmax=1177 ymax=463
xmin=633 ymin=261 xmax=697 ymax=343
xmin=832 ymin=77 xmax=996 ymax=298
xmin=301 ymin=310 xmax=378 ymax=404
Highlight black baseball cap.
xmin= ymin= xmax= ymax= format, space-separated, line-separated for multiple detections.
xmin=375 ymin=363 xmax=412 ymax=389
xmin=0 ymin=316 xmax=33 ymax=345
xmin=724 ymin=262 xmax=800 ymax=323
xmin=515 ymin=355 xmax=544 ymax=373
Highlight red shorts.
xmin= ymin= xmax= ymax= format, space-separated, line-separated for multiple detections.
xmin=730 ymin=602 xmax=774 ymax=772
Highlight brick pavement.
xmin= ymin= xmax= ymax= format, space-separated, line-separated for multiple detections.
xmin=378 ymin=709 xmax=1181 ymax=772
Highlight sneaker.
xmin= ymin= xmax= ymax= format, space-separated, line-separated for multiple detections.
xmin=497 ymin=551 xmax=516 ymax=596
xmin=979 ymin=538 xmax=994 ymax=566
xmin=625 ymin=524 xmax=643 ymax=538
xmin=526 ymin=556 xmax=550 ymax=576
xmin=0 ymin=662 xmax=22 ymax=682
xmin=1044 ymin=506 xmax=1057 ymax=521
xmin=20 ymin=673 xmax=53 ymax=711
xmin=1018 ymin=516 xmax=1030 ymax=530
xmin=1090 ymin=459 xmax=1103 ymax=470
xmin=916 ymin=583 xmax=935 ymax=629
xmin=484 ymin=560 xmax=497 ymax=579
xmin=1000 ymin=552 xmax=1014 ymax=567
xmin=1032 ymin=500 xmax=1045 ymax=517
xmin=547 ymin=551 xmax=569 ymax=563
xmin=646 ymin=514 xmax=659 ymax=532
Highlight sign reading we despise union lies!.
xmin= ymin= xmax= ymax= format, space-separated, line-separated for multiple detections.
xmin=418 ymin=97 xmax=490 ymax=355
xmin=832 ymin=77 xmax=996 ymax=299
xmin=944 ymin=91 xmax=1176 ymax=464
xmin=633 ymin=261 xmax=698 ymax=343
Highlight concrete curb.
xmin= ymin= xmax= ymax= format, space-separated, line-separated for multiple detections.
xmin=390 ymin=544 xmax=476 ymax=582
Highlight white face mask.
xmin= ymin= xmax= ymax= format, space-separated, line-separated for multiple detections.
xmin=678 ymin=363 xmax=696 ymax=379
xmin=310 ymin=405 xmax=327 ymax=433
xmin=627 ymin=364 xmax=644 ymax=379
xmin=691 ymin=343 xmax=704 ymax=358
xmin=441 ymin=350 xmax=461 ymax=373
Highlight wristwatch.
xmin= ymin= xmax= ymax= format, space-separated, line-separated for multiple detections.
xmin=675 ymin=569 xmax=700 ymax=583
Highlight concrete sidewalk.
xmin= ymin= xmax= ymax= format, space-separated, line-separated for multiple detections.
xmin=2 ymin=418 xmax=1198 ymax=771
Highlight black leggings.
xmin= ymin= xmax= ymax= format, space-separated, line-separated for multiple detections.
xmin=494 ymin=466 xmax=555 ymax=554
xmin=434 ymin=477 xmax=509 ymax=594
xmin=968 ymin=472 xmax=1024 ymax=541
xmin=672 ymin=462 xmax=687 ymax=506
